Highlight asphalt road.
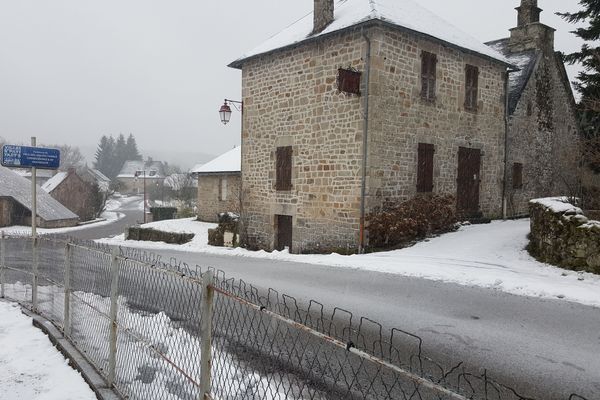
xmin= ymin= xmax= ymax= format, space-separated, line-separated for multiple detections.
xmin=71 ymin=195 xmax=143 ymax=241
xmin=68 ymin=205 xmax=600 ymax=399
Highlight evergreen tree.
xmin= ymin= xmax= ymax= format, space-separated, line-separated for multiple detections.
xmin=558 ymin=1 xmax=600 ymax=173
xmin=93 ymin=135 xmax=115 ymax=177
xmin=125 ymin=134 xmax=142 ymax=161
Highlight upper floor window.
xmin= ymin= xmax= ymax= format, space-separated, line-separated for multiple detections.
xmin=276 ymin=146 xmax=293 ymax=191
xmin=465 ymin=65 xmax=479 ymax=111
xmin=337 ymin=68 xmax=361 ymax=95
xmin=421 ymin=51 xmax=437 ymax=101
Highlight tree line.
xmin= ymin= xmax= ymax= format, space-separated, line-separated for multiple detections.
xmin=93 ymin=133 xmax=142 ymax=180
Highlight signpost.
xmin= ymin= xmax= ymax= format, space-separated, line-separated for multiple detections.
xmin=1 ymin=144 xmax=60 ymax=170
xmin=0 ymin=139 xmax=60 ymax=238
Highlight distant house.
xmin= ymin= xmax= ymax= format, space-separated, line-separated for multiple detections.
xmin=0 ymin=166 xmax=78 ymax=228
xmin=116 ymin=159 xmax=165 ymax=195
xmin=42 ymin=168 xmax=97 ymax=221
xmin=192 ymin=147 xmax=241 ymax=222
xmin=80 ymin=167 xmax=111 ymax=193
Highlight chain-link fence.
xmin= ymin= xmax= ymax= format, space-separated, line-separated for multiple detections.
xmin=0 ymin=233 xmax=590 ymax=400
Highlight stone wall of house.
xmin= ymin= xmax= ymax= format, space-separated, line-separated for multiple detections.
xmin=241 ymin=29 xmax=367 ymax=253
xmin=507 ymin=54 xmax=581 ymax=216
xmin=241 ymin=25 xmax=509 ymax=252
xmin=197 ymin=174 xmax=241 ymax=223
xmin=529 ymin=198 xmax=600 ymax=273
xmin=366 ymin=27 xmax=507 ymax=217
xmin=50 ymin=172 xmax=96 ymax=221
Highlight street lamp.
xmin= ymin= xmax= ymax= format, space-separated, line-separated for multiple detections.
xmin=134 ymin=170 xmax=147 ymax=224
xmin=219 ymin=99 xmax=243 ymax=125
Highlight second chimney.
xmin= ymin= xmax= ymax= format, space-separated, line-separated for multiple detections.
xmin=313 ymin=0 xmax=334 ymax=34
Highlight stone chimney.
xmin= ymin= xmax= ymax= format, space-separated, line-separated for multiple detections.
xmin=313 ymin=0 xmax=334 ymax=34
xmin=509 ymin=0 xmax=555 ymax=54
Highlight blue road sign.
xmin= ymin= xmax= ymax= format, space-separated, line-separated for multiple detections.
xmin=1 ymin=145 xmax=61 ymax=170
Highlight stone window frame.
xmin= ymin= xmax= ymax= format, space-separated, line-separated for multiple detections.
xmin=464 ymin=64 xmax=479 ymax=112
xmin=420 ymin=51 xmax=437 ymax=102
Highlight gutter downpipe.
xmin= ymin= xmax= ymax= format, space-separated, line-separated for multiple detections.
xmin=359 ymin=31 xmax=371 ymax=253
xmin=502 ymin=68 xmax=516 ymax=219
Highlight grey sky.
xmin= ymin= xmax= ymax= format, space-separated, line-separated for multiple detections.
xmin=0 ymin=0 xmax=583 ymax=169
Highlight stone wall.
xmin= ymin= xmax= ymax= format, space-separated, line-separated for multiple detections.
xmin=197 ymin=174 xmax=241 ymax=223
xmin=529 ymin=198 xmax=600 ymax=273
xmin=367 ymin=27 xmax=507 ymax=217
xmin=240 ymin=24 xmax=508 ymax=252
xmin=506 ymin=55 xmax=581 ymax=217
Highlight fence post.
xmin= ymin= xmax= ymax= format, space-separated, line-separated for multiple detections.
xmin=32 ymin=236 xmax=38 ymax=311
xmin=0 ymin=232 xmax=5 ymax=299
xmin=107 ymin=247 xmax=120 ymax=387
xmin=199 ymin=269 xmax=215 ymax=400
xmin=63 ymin=242 xmax=72 ymax=338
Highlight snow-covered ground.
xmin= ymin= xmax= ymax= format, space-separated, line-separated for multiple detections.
xmin=99 ymin=218 xmax=600 ymax=308
xmin=0 ymin=301 xmax=96 ymax=400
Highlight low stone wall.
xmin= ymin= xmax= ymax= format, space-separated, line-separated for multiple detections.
xmin=529 ymin=198 xmax=600 ymax=273
xmin=126 ymin=227 xmax=194 ymax=245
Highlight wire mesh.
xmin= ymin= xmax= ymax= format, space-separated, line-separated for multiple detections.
xmin=0 ymin=235 xmax=591 ymax=400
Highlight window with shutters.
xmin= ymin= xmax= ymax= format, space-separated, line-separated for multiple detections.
xmin=417 ymin=143 xmax=435 ymax=192
xmin=464 ymin=65 xmax=479 ymax=111
xmin=421 ymin=51 xmax=437 ymax=102
xmin=513 ymin=163 xmax=523 ymax=189
xmin=276 ymin=146 xmax=293 ymax=191
xmin=337 ymin=68 xmax=361 ymax=95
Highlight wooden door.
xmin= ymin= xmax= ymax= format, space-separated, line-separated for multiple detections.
xmin=457 ymin=147 xmax=481 ymax=217
xmin=275 ymin=215 xmax=293 ymax=251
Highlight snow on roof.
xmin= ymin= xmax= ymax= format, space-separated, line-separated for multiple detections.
xmin=191 ymin=147 xmax=241 ymax=175
xmin=230 ymin=0 xmax=510 ymax=68
xmin=486 ymin=38 xmax=539 ymax=115
xmin=0 ymin=166 xmax=78 ymax=222
xmin=11 ymin=168 xmax=55 ymax=179
xmin=117 ymin=160 xmax=165 ymax=179
xmin=88 ymin=168 xmax=110 ymax=182
xmin=41 ymin=172 xmax=68 ymax=193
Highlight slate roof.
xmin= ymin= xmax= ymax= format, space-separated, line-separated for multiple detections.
xmin=0 ymin=166 xmax=78 ymax=222
xmin=486 ymin=38 xmax=539 ymax=115
xmin=41 ymin=172 xmax=68 ymax=193
xmin=230 ymin=0 xmax=510 ymax=69
xmin=191 ymin=147 xmax=241 ymax=175
xmin=117 ymin=160 xmax=165 ymax=179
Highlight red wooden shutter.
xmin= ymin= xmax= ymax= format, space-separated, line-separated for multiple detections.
xmin=276 ymin=146 xmax=293 ymax=191
xmin=338 ymin=68 xmax=361 ymax=95
xmin=465 ymin=65 xmax=479 ymax=110
xmin=417 ymin=143 xmax=435 ymax=192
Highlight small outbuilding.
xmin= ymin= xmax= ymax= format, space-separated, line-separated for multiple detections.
xmin=0 ymin=166 xmax=78 ymax=228
xmin=42 ymin=168 xmax=98 ymax=222
xmin=192 ymin=147 xmax=241 ymax=223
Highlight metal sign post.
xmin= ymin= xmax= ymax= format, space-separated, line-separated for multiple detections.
xmin=31 ymin=137 xmax=37 ymax=238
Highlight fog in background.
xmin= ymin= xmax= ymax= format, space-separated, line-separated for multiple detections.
xmin=0 ymin=0 xmax=583 ymax=169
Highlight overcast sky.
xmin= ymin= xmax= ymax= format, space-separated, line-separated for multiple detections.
xmin=0 ymin=0 xmax=583 ymax=169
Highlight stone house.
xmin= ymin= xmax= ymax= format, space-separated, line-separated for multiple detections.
xmin=116 ymin=159 xmax=165 ymax=195
xmin=42 ymin=168 xmax=97 ymax=221
xmin=229 ymin=0 xmax=579 ymax=253
xmin=192 ymin=147 xmax=241 ymax=223
xmin=0 ymin=166 xmax=78 ymax=228
xmin=80 ymin=167 xmax=111 ymax=193
xmin=487 ymin=0 xmax=580 ymax=217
